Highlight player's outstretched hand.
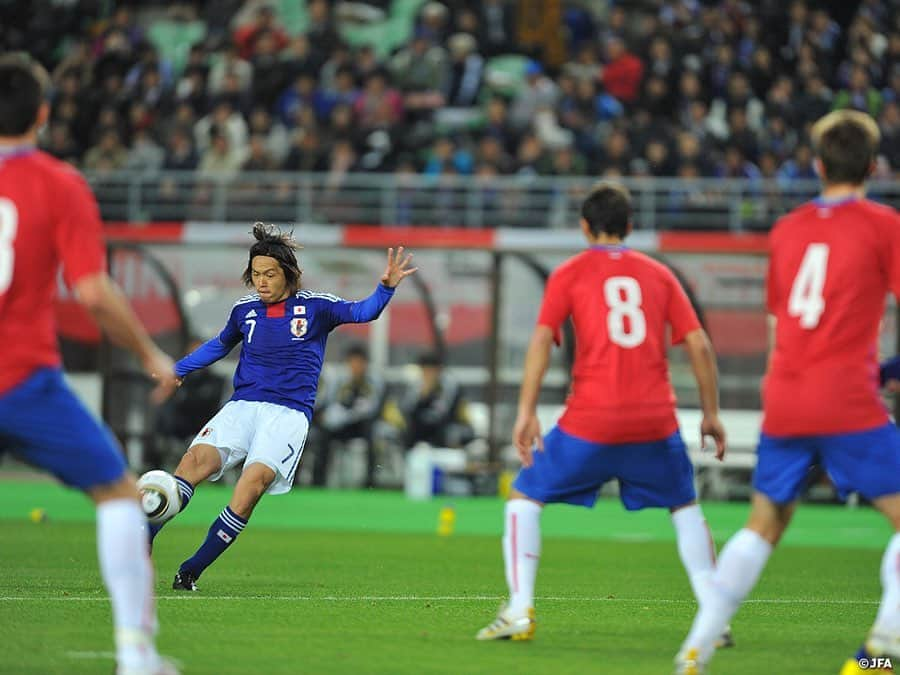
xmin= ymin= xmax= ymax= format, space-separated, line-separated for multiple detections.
xmin=143 ymin=348 xmax=179 ymax=403
xmin=381 ymin=246 xmax=418 ymax=288
xmin=512 ymin=412 xmax=543 ymax=468
xmin=700 ymin=414 xmax=727 ymax=461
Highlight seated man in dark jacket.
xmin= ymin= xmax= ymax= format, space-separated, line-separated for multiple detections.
xmin=312 ymin=344 xmax=386 ymax=487
xmin=401 ymin=351 xmax=474 ymax=449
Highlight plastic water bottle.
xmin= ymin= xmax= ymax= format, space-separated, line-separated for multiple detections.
xmin=405 ymin=443 xmax=432 ymax=500
xmin=437 ymin=504 xmax=456 ymax=536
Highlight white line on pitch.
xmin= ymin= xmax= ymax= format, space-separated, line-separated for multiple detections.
xmin=0 ymin=595 xmax=880 ymax=605
xmin=66 ymin=651 xmax=116 ymax=659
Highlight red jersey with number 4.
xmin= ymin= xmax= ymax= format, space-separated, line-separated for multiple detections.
xmin=537 ymin=246 xmax=702 ymax=444
xmin=763 ymin=198 xmax=900 ymax=436
xmin=0 ymin=149 xmax=106 ymax=396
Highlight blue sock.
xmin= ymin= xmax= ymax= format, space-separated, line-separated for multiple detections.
xmin=179 ymin=506 xmax=247 ymax=579
xmin=148 ymin=476 xmax=195 ymax=544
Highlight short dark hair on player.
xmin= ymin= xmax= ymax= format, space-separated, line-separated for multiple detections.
xmin=581 ymin=182 xmax=632 ymax=238
xmin=0 ymin=53 xmax=50 ymax=136
xmin=811 ymin=110 xmax=880 ymax=185
xmin=241 ymin=222 xmax=303 ymax=292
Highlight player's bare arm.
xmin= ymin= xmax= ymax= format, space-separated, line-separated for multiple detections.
xmin=513 ymin=325 xmax=554 ymax=467
xmin=380 ymin=246 xmax=417 ymax=287
xmin=74 ymin=272 xmax=178 ymax=402
xmin=682 ymin=328 xmax=726 ymax=460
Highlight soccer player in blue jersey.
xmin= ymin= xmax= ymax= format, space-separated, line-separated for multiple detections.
xmin=147 ymin=223 xmax=416 ymax=590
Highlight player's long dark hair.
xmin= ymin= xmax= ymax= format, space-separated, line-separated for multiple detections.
xmin=241 ymin=222 xmax=303 ymax=293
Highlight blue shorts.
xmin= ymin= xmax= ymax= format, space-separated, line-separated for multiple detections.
xmin=513 ymin=426 xmax=696 ymax=511
xmin=0 ymin=368 xmax=126 ymax=490
xmin=754 ymin=424 xmax=900 ymax=504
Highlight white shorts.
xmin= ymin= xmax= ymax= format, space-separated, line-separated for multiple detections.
xmin=189 ymin=400 xmax=310 ymax=495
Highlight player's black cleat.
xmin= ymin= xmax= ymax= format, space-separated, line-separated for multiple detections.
xmin=171 ymin=570 xmax=198 ymax=592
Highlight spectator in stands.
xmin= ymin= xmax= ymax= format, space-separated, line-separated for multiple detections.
xmin=42 ymin=122 xmax=79 ymax=164
xmin=242 ymin=134 xmax=278 ymax=171
xmin=83 ymin=129 xmax=128 ymax=172
xmin=208 ymin=44 xmax=252 ymax=96
xmin=306 ymin=0 xmax=341 ymax=57
xmin=445 ymin=33 xmax=484 ymax=108
xmin=125 ymin=127 xmax=165 ymax=173
xmin=281 ymin=34 xmax=322 ymax=83
xmin=478 ymin=0 xmax=515 ymax=57
xmin=311 ymin=344 xmax=386 ymax=488
xmin=194 ymin=99 xmax=248 ymax=155
xmin=282 ymin=128 xmax=327 ymax=172
xmin=510 ymin=60 xmax=559 ymax=131
xmin=401 ymin=351 xmax=474 ymax=450
xmin=250 ymin=30 xmax=290 ymax=110
xmin=277 ymin=71 xmax=333 ymax=126
xmin=833 ymin=65 xmax=884 ymax=118
xmin=601 ymin=35 xmax=644 ymax=104
xmin=198 ymin=127 xmax=245 ymax=176
xmin=233 ymin=4 xmax=288 ymax=60
xmin=163 ymin=129 xmax=199 ymax=171
xmin=391 ymin=28 xmax=449 ymax=119
xmin=353 ymin=69 xmax=403 ymax=133
xmin=247 ymin=106 xmax=289 ymax=165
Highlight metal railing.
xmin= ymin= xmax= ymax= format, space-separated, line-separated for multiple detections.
xmin=85 ymin=171 xmax=900 ymax=231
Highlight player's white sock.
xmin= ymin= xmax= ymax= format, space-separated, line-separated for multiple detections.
xmin=503 ymin=499 xmax=542 ymax=614
xmin=97 ymin=499 xmax=159 ymax=670
xmin=871 ymin=533 xmax=900 ymax=640
xmin=680 ymin=528 xmax=772 ymax=662
xmin=672 ymin=504 xmax=717 ymax=606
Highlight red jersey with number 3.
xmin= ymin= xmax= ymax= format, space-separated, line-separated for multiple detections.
xmin=0 ymin=149 xmax=106 ymax=395
xmin=537 ymin=246 xmax=702 ymax=444
xmin=763 ymin=198 xmax=900 ymax=436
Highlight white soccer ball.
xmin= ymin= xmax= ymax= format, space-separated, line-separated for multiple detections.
xmin=137 ymin=470 xmax=181 ymax=525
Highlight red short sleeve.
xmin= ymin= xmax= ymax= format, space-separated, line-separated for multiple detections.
xmin=55 ymin=170 xmax=106 ymax=287
xmin=666 ymin=271 xmax=701 ymax=344
xmin=536 ymin=269 xmax=571 ymax=345
xmin=887 ymin=211 xmax=900 ymax=300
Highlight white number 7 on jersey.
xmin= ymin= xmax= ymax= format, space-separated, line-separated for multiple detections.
xmin=787 ymin=243 xmax=829 ymax=329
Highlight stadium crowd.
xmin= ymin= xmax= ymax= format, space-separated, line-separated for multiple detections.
xmin=2 ymin=0 xmax=898 ymax=184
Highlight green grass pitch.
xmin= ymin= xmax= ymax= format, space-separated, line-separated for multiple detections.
xmin=0 ymin=480 xmax=891 ymax=674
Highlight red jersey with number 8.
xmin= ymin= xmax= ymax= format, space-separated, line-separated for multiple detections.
xmin=0 ymin=149 xmax=106 ymax=395
xmin=763 ymin=198 xmax=900 ymax=436
xmin=537 ymin=246 xmax=702 ymax=444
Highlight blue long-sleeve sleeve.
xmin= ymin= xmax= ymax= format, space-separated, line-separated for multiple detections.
xmin=327 ymin=283 xmax=396 ymax=327
xmin=175 ymin=338 xmax=234 ymax=377
xmin=175 ymin=311 xmax=242 ymax=377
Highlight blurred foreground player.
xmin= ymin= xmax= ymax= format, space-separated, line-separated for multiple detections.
xmin=0 ymin=54 xmax=179 ymax=675
xmin=476 ymin=183 xmax=729 ymax=644
xmin=147 ymin=224 xmax=416 ymax=590
xmin=675 ymin=112 xmax=900 ymax=675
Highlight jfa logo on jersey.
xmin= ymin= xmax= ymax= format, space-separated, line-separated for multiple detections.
xmin=293 ymin=305 xmax=305 ymax=315
xmin=290 ymin=318 xmax=308 ymax=338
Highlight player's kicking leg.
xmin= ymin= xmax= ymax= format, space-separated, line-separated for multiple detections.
xmin=90 ymin=477 xmax=179 ymax=675
xmin=841 ymin=492 xmax=900 ymax=675
xmin=476 ymin=487 xmax=540 ymax=641
xmin=146 ymin=443 xmax=222 ymax=548
xmin=172 ymin=462 xmax=274 ymax=591
xmin=674 ymin=492 xmax=791 ymax=674
xmin=670 ymin=501 xmax=734 ymax=649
